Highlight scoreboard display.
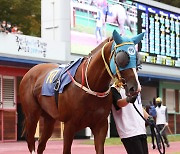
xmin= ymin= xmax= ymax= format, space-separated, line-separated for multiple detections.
xmin=136 ymin=2 xmax=180 ymax=67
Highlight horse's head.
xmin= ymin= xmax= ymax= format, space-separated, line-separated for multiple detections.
xmin=110 ymin=30 xmax=145 ymax=96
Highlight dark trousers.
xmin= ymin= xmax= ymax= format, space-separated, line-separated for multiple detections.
xmin=121 ymin=134 xmax=148 ymax=154
xmin=157 ymin=124 xmax=169 ymax=146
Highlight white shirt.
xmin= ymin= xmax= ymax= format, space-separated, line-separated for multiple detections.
xmin=156 ymin=105 xmax=167 ymax=125
xmin=96 ymin=10 xmax=103 ymax=28
xmin=111 ymin=88 xmax=146 ymax=139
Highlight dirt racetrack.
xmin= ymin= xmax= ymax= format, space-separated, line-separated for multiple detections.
xmin=0 ymin=139 xmax=180 ymax=154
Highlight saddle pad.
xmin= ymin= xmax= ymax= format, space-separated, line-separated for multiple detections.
xmin=42 ymin=57 xmax=83 ymax=96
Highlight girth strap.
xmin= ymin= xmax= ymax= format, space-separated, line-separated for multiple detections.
xmin=54 ymin=79 xmax=60 ymax=107
xmin=53 ymin=63 xmax=73 ymax=107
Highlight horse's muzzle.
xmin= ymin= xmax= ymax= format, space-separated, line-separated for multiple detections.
xmin=125 ymin=84 xmax=141 ymax=97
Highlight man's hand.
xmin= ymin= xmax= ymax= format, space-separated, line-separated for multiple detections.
xmin=147 ymin=116 xmax=155 ymax=126
xmin=126 ymin=95 xmax=137 ymax=103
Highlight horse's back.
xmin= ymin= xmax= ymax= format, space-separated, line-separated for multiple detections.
xmin=105 ymin=4 xmax=127 ymax=24
xmin=113 ymin=4 xmax=126 ymax=19
xmin=22 ymin=63 xmax=58 ymax=83
xmin=25 ymin=63 xmax=58 ymax=78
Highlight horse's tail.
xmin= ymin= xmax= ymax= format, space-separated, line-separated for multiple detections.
xmin=21 ymin=116 xmax=27 ymax=138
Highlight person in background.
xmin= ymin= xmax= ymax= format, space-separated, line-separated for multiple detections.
xmin=95 ymin=6 xmax=103 ymax=44
xmin=152 ymin=97 xmax=157 ymax=107
xmin=6 ymin=22 xmax=12 ymax=33
xmin=149 ymin=101 xmax=157 ymax=118
xmin=155 ymin=97 xmax=170 ymax=148
xmin=0 ymin=20 xmax=7 ymax=32
xmin=11 ymin=24 xmax=18 ymax=33
xmin=0 ymin=21 xmax=3 ymax=32
xmin=111 ymin=82 xmax=154 ymax=154
xmin=146 ymin=100 xmax=157 ymax=149
xmin=11 ymin=24 xmax=23 ymax=34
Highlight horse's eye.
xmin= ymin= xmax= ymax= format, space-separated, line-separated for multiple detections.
xmin=115 ymin=51 xmax=130 ymax=68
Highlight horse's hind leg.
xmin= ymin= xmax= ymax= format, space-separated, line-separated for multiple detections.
xmin=37 ymin=113 xmax=56 ymax=154
xmin=21 ymin=90 xmax=41 ymax=153
xmin=24 ymin=106 xmax=41 ymax=153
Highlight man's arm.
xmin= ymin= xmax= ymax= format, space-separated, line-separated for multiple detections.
xmin=165 ymin=108 xmax=168 ymax=121
xmin=111 ymin=87 xmax=128 ymax=110
xmin=117 ymin=98 xmax=128 ymax=107
xmin=143 ymin=109 xmax=150 ymax=120
xmin=165 ymin=107 xmax=168 ymax=125
xmin=111 ymin=87 xmax=138 ymax=110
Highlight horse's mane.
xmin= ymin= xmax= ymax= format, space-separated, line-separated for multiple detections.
xmin=89 ymin=37 xmax=113 ymax=56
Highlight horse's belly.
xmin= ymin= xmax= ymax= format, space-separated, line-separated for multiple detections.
xmin=106 ymin=16 xmax=118 ymax=23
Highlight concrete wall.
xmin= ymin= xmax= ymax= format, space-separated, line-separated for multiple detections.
xmin=41 ymin=0 xmax=81 ymax=63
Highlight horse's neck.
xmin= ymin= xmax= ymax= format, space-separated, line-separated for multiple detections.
xmin=87 ymin=41 xmax=113 ymax=92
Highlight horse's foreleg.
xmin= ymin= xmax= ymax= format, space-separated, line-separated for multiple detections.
xmin=37 ymin=113 xmax=56 ymax=154
xmin=63 ymin=122 xmax=76 ymax=154
xmin=91 ymin=120 xmax=108 ymax=154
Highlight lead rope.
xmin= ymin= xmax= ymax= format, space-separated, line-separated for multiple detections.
xmin=133 ymin=101 xmax=165 ymax=154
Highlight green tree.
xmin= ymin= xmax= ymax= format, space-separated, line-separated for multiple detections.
xmin=0 ymin=0 xmax=41 ymax=36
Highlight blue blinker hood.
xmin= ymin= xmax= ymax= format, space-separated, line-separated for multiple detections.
xmin=110 ymin=30 xmax=145 ymax=74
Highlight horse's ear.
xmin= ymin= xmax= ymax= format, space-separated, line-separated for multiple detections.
xmin=131 ymin=32 xmax=145 ymax=45
xmin=113 ymin=30 xmax=123 ymax=44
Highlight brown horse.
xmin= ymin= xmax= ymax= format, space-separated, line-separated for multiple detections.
xmin=19 ymin=30 xmax=144 ymax=154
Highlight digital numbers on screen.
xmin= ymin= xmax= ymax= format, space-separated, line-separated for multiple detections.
xmin=136 ymin=3 xmax=180 ymax=67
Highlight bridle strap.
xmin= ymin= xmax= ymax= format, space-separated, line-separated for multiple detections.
xmin=101 ymin=42 xmax=124 ymax=86
xmin=111 ymin=42 xmax=134 ymax=54
xmin=114 ymin=42 xmax=134 ymax=48
xmin=101 ymin=42 xmax=115 ymax=80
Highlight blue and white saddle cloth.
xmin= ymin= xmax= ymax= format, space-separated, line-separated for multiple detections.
xmin=42 ymin=57 xmax=84 ymax=96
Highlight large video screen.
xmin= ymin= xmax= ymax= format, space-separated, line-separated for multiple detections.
xmin=136 ymin=2 xmax=180 ymax=67
xmin=70 ymin=0 xmax=180 ymax=68
xmin=70 ymin=0 xmax=137 ymax=55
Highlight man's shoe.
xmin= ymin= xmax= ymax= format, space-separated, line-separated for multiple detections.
xmin=152 ymin=144 xmax=156 ymax=149
xmin=158 ymin=144 xmax=161 ymax=149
